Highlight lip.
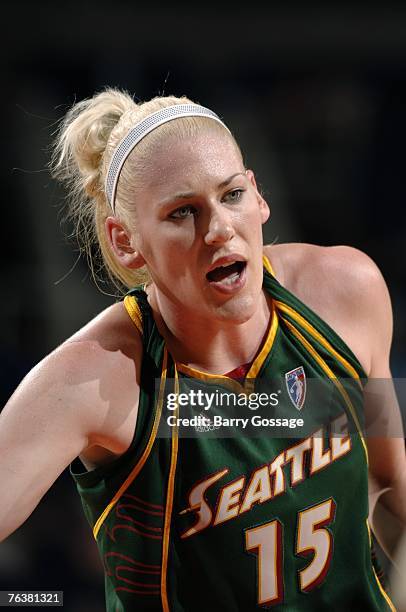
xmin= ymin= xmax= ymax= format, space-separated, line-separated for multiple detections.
xmin=205 ymin=257 xmax=247 ymax=295
xmin=206 ymin=253 xmax=246 ymax=275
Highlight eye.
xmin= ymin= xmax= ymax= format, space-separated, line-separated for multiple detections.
xmin=170 ymin=205 xmax=196 ymax=219
xmin=223 ymin=188 xmax=244 ymax=203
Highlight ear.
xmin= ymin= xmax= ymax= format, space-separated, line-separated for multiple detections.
xmin=105 ymin=217 xmax=146 ymax=269
xmin=245 ymin=169 xmax=270 ymax=224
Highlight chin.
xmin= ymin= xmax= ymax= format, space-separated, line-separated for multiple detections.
xmin=213 ymin=293 xmax=258 ymax=324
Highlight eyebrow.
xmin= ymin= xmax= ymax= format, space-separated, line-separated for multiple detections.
xmin=163 ymin=172 xmax=246 ymax=203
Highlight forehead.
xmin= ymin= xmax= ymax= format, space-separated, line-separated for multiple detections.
xmin=138 ymin=130 xmax=244 ymax=197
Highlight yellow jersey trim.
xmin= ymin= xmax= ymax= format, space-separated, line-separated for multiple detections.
xmin=246 ymin=300 xmax=278 ymax=379
xmin=161 ymin=365 xmax=180 ymax=612
xmin=276 ymin=301 xmax=363 ymax=389
xmin=92 ymin=348 xmax=168 ymax=539
xmin=281 ymin=316 xmax=368 ymax=464
xmin=262 ymin=253 xmax=275 ymax=276
xmin=366 ymin=520 xmax=396 ymax=612
xmin=124 ymin=294 xmax=143 ymax=336
xmin=175 ymin=364 xmax=251 ymax=395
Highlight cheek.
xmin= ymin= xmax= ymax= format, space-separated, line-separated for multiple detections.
xmin=154 ymin=224 xmax=197 ymax=259
xmin=143 ymin=234 xmax=197 ymax=276
xmin=238 ymin=207 xmax=264 ymax=238
xmin=133 ymin=218 xmax=199 ymax=293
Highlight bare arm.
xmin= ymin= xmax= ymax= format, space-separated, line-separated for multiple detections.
xmin=302 ymin=244 xmax=406 ymax=562
xmin=0 ymin=305 xmax=141 ymax=541
xmin=360 ymin=256 xmax=406 ymax=565
xmin=265 ymin=243 xmax=406 ymax=562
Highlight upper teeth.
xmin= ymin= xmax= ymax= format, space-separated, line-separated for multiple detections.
xmin=219 ymin=262 xmax=235 ymax=268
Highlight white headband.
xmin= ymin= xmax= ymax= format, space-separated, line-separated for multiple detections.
xmin=105 ymin=103 xmax=230 ymax=212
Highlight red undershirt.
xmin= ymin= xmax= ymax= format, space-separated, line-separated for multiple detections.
xmin=224 ymin=362 xmax=252 ymax=379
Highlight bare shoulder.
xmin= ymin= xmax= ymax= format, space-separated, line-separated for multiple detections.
xmin=5 ymin=300 xmax=143 ymax=457
xmin=264 ymin=243 xmax=393 ymax=375
xmin=32 ymin=300 xmax=141 ymax=391
xmin=264 ymin=242 xmax=385 ymax=291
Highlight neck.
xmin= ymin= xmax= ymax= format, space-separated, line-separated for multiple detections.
xmin=147 ymin=287 xmax=271 ymax=374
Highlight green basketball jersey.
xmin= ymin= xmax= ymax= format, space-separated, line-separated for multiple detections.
xmin=71 ymin=257 xmax=395 ymax=611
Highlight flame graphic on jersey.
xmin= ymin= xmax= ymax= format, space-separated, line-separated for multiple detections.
xmin=104 ymin=551 xmax=161 ymax=596
xmin=105 ymin=493 xmax=164 ymax=542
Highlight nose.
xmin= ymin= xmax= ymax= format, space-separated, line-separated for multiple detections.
xmin=204 ymin=207 xmax=235 ymax=245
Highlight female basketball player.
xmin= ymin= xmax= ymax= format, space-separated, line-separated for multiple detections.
xmin=0 ymin=88 xmax=404 ymax=611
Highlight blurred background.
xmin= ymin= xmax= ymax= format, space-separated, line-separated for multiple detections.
xmin=1 ymin=2 xmax=405 ymax=610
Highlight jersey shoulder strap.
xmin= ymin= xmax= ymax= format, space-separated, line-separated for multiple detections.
xmin=263 ymin=254 xmax=367 ymax=382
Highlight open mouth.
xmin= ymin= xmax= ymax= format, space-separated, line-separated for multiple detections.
xmin=206 ymin=261 xmax=246 ymax=285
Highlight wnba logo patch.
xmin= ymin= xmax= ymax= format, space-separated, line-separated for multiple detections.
xmin=285 ymin=366 xmax=306 ymax=411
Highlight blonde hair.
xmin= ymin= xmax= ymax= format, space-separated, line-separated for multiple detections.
xmin=51 ymin=87 xmax=238 ymax=293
